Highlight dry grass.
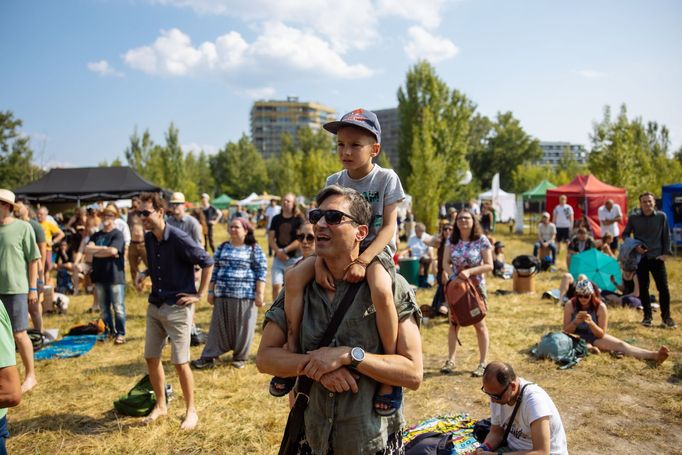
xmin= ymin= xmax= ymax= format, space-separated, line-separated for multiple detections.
xmin=9 ymin=227 xmax=682 ymax=454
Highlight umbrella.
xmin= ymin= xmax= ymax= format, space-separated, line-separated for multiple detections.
xmin=569 ymin=249 xmax=621 ymax=292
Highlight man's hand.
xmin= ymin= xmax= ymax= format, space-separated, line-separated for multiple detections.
xmin=176 ymin=293 xmax=200 ymax=306
xmin=656 ymin=255 xmax=668 ymax=262
xmin=319 ymin=368 xmax=360 ymax=394
xmin=134 ymin=272 xmax=146 ymax=292
xmin=635 ymin=245 xmax=648 ymax=255
xmin=255 ymin=294 xmax=264 ymax=307
xmin=300 ymin=346 xmax=350 ymax=381
xmin=28 ymin=290 xmax=38 ymax=305
xmin=343 ymin=263 xmax=367 ymax=283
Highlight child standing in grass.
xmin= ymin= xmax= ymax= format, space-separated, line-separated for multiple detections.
xmin=271 ymin=109 xmax=406 ymax=416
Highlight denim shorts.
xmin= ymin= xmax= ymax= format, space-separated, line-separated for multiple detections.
xmin=271 ymin=256 xmax=300 ymax=285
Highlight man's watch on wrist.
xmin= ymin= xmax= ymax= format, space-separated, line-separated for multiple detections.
xmin=349 ymin=347 xmax=365 ymax=368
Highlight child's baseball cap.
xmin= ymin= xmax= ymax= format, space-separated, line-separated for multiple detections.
xmin=323 ymin=108 xmax=381 ymax=144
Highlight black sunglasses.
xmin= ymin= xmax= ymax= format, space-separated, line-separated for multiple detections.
xmin=481 ymin=382 xmax=510 ymax=401
xmin=296 ymin=233 xmax=315 ymax=242
xmin=136 ymin=210 xmax=155 ymax=218
xmin=308 ymin=209 xmax=360 ymax=225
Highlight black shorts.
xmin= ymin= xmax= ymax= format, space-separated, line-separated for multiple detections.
xmin=556 ymin=228 xmax=570 ymax=242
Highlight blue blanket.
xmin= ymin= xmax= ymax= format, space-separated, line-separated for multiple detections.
xmin=34 ymin=335 xmax=97 ymax=360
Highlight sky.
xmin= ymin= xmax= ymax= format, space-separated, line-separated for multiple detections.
xmin=1 ymin=0 xmax=681 ymax=168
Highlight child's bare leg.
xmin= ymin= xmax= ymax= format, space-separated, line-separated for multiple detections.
xmin=283 ymin=256 xmax=316 ymax=354
xmin=367 ymin=263 xmax=398 ymax=405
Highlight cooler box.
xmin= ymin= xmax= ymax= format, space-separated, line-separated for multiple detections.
xmin=398 ymin=257 xmax=419 ymax=286
xmin=513 ymin=270 xmax=535 ymax=293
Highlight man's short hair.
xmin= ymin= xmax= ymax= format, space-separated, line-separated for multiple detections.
xmin=415 ymin=222 xmax=426 ymax=231
xmin=483 ymin=361 xmax=516 ymax=387
xmin=577 ymin=227 xmax=587 ymax=235
xmin=315 ymin=185 xmax=372 ymax=226
xmin=139 ymin=192 xmax=167 ymax=211
xmin=639 ymin=191 xmax=655 ymax=201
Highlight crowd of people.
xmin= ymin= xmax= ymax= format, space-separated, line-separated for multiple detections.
xmin=0 ymin=108 xmax=678 ymax=454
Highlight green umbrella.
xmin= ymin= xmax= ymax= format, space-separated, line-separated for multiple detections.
xmin=569 ymin=249 xmax=621 ymax=292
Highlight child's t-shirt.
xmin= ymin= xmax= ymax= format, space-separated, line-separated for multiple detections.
xmin=326 ymin=164 xmax=405 ymax=254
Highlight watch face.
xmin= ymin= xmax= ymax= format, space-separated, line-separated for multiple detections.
xmin=352 ymin=347 xmax=365 ymax=362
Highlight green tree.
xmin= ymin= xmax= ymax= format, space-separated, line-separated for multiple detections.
xmin=267 ymin=150 xmax=302 ymax=197
xmin=0 ymin=110 xmax=43 ymax=188
xmin=211 ymin=135 xmax=269 ymax=198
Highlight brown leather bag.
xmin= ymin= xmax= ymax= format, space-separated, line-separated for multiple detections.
xmin=445 ymin=277 xmax=487 ymax=326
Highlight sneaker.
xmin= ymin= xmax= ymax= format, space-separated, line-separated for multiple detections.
xmin=641 ymin=318 xmax=653 ymax=327
xmin=114 ymin=335 xmax=126 ymax=345
xmin=440 ymin=360 xmax=455 ymax=374
xmin=471 ymin=363 xmax=486 ymax=377
xmin=190 ymin=357 xmax=215 ymax=370
xmin=231 ymin=360 xmax=246 ymax=369
xmin=438 ymin=306 xmax=449 ymax=316
xmin=662 ymin=318 xmax=678 ymax=329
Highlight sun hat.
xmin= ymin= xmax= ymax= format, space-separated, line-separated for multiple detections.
xmin=323 ymin=108 xmax=381 ymax=144
xmin=0 ymin=189 xmax=17 ymax=209
xmin=170 ymin=192 xmax=186 ymax=204
xmin=101 ymin=205 xmax=119 ymax=217
xmin=575 ymin=279 xmax=594 ymax=296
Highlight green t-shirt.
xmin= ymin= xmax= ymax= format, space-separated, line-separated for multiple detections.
xmin=0 ymin=302 xmax=17 ymax=418
xmin=0 ymin=219 xmax=41 ymax=294
xmin=28 ymin=219 xmax=46 ymax=244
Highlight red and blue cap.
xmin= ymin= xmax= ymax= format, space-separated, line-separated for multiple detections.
xmin=323 ymin=108 xmax=381 ymax=144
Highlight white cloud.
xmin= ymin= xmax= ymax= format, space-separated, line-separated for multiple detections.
xmin=123 ymin=24 xmax=371 ymax=79
xmin=377 ymin=0 xmax=447 ymax=29
xmin=404 ymin=26 xmax=458 ymax=62
xmin=574 ymin=69 xmax=607 ymax=79
xmin=242 ymin=86 xmax=276 ymax=100
xmin=182 ymin=143 xmax=220 ymax=155
xmin=87 ymin=60 xmax=124 ymax=77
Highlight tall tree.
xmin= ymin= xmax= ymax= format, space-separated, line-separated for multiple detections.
xmin=211 ymin=135 xmax=269 ymax=198
xmin=0 ymin=111 xmax=43 ymax=188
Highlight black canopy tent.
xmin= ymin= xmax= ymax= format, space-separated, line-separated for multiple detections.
xmin=13 ymin=166 xmax=164 ymax=205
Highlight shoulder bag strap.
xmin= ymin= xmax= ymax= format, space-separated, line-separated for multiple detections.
xmin=502 ymin=383 xmax=534 ymax=446
xmin=278 ymin=281 xmax=363 ymax=455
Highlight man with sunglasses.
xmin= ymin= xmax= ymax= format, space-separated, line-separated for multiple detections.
xmin=477 ymin=361 xmax=567 ymax=455
xmin=257 ymin=185 xmax=422 ymax=455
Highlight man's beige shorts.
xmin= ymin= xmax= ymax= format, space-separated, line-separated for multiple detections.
xmin=144 ymin=303 xmax=192 ymax=364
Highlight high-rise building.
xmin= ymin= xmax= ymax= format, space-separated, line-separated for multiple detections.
xmin=373 ymin=107 xmax=400 ymax=167
xmin=250 ymin=97 xmax=336 ymax=159
xmin=538 ymin=141 xmax=588 ymax=167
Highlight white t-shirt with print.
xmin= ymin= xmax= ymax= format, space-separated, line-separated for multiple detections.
xmin=490 ymin=379 xmax=568 ymax=455
xmin=553 ymin=204 xmax=574 ymax=229
xmin=598 ymin=204 xmax=622 ymax=237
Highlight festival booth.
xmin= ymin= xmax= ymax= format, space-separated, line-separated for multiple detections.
xmin=479 ymin=188 xmax=517 ymax=222
xmin=211 ymin=194 xmax=233 ymax=209
xmin=522 ymin=180 xmax=556 ymax=213
xmin=545 ymin=175 xmax=627 ymax=238
xmin=662 ymin=183 xmax=682 ymax=250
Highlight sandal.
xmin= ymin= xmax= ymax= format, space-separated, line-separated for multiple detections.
xmin=374 ymin=386 xmax=403 ymax=417
xmin=269 ymin=376 xmax=296 ymax=397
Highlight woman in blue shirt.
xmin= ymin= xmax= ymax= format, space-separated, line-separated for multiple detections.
xmin=191 ymin=218 xmax=267 ymax=369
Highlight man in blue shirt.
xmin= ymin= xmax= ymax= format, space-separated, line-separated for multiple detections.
xmin=134 ymin=192 xmax=214 ymax=431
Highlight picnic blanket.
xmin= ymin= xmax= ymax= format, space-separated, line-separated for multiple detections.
xmin=403 ymin=414 xmax=480 ymax=454
xmin=34 ymin=335 xmax=97 ymax=360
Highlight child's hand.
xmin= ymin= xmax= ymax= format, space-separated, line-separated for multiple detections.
xmin=343 ymin=263 xmax=367 ymax=283
xmin=315 ymin=258 xmax=336 ymax=291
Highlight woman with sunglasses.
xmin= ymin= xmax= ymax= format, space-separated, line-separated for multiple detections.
xmin=563 ymin=279 xmax=669 ymax=364
xmin=441 ymin=209 xmax=493 ymax=377
xmin=191 ymin=218 xmax=267 ymax=370
xmin=294 ymin=222 xmax=316 ymax=260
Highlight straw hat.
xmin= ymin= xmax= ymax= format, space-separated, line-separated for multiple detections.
xmin=0 ymin=189 xmax=17 ymax=209
xmin=170 ymin=192 xmax=186 ymax=204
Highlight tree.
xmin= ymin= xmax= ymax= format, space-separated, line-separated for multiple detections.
xmin=211 ymin=135 xmax=269 ymax=198
xmin=0 ymin=111 xmax=43 ymax=188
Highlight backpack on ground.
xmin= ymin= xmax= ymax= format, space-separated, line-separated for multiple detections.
xmin=512 ymin=255 xmax=541 ymax=276
xmin=27 ymin=329 xmax=46 ymax=352
xmin=113 ymin=374 xmax=171 ymax=417
xmin=67 ymin=319 xmax=105 ymax=336
xmin=531 ymin=332 xmax=588 ymax=369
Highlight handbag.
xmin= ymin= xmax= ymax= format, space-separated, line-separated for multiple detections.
xmin=473 ymin=383 xmax=534 ymax=446
xmin=445 ymin=276 xmax=487 ymax=327
xmin=278 ymin=282 xmax=362 ymax=455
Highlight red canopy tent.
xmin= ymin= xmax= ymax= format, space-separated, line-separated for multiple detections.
xmin=546 ymin=175 xmax=627 ymax=238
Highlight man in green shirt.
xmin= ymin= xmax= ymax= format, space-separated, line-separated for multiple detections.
xmin=0 ymin=189 xmax=41 ymax=393
xmin=0 ymin=300 xmax=21 ymax=453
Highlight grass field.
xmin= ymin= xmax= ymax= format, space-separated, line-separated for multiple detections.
xmin=8 ymin=226 xmax=682 ymax=454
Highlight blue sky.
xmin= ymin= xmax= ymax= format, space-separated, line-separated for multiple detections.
xmin=1 ymin=0 xmax=681 ymax=168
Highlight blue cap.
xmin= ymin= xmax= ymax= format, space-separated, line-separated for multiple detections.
xmin=323 ymin=108 xmax=381 ymax=143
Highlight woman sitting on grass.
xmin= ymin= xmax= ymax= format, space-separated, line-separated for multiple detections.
xmin=562 ymin=279 xmax=669 ymax=365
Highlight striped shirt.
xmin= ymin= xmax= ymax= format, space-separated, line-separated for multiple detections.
xmin=210 ymin=242 xmax=267 ymax=300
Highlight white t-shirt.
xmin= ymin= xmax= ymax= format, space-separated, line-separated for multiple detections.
xmin=327 ymin=164 xmax=405 ymax=254
xmin=537 ymin=222 xmax=557 ymax=242
xmin=598 ymin=204 xmax=622 ymax=237
xmin=490 ymin=379 xmax=568 ymax=455
xmin=407 ymin=233 xmax=432 ymax=259
xmin=553 ymin=204 xmax=574 ymax=229
xmin=265 ymin=205 xmax=281 ymax=230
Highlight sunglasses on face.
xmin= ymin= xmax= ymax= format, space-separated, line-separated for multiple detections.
xmin=308 ymin=209 xmax=360 ymax=225
xmin=577 ymin=294 xmax=591 ymax=299
xmin=136 ymin=210 xmax=155 ymax=218
xmin=481 ymin=382 xmax=510 ymax=401
xmin=296 ymin=233 xmax=315 ymax=242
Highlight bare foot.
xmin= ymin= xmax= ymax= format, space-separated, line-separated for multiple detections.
xmin=656 ymin=346 xmax=670 ymax=366
xmin=180 ymin=408 xmax=198 ymax=430
xmin=588 ymin=345 xmax=601 ymax=355
xmin=142 ymin=406 xmax=168 ymax=425
xmin=21 ymin=375 xmax=37 ymax=393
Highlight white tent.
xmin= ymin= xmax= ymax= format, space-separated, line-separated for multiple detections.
xmin=479 ymin=188 xmax=517 ymax=222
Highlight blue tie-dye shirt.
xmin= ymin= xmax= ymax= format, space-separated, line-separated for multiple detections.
xmin=210 ymin=242 xmax=267 ymax=300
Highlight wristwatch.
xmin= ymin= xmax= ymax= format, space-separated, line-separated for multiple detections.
xmin=350 ymin=347 xmax=365 ymax=368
